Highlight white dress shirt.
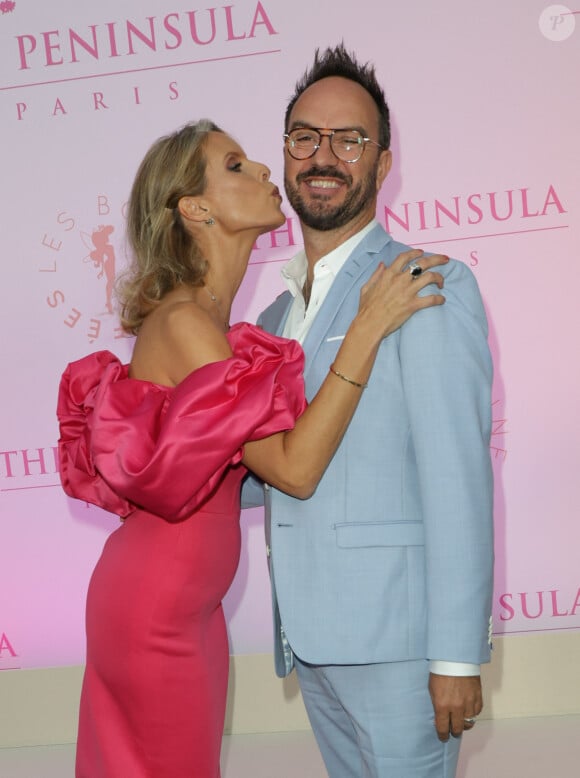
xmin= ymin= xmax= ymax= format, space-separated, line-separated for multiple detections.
xmin=280 ymin=219 xmax=480 ymax=678
xmin=282 ymin=220 xmax=376 ymax=342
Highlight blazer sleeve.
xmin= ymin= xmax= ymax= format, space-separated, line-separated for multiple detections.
xmin=399 ymin=259 xmax=494 ymax=665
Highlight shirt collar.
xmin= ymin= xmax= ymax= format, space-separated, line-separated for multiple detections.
xmin=281 ymin=219 xmax=378 ymax=297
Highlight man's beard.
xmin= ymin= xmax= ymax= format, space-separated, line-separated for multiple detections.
xmin=284 ymin=164 xmax=378 ymax=231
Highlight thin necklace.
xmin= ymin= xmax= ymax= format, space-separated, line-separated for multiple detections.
xmin=206 ymin=285 xmax=230 ymax=331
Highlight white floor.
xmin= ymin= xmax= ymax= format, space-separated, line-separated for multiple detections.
xmin=1 ymin=715 xmax=579 ymax=777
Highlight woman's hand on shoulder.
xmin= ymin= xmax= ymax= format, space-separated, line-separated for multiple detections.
xmin=356 ymin=250 xmax=448 ymax=342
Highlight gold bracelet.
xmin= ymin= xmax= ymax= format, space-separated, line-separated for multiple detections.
xmin=329 ymin=364 xmax=368 ymax=389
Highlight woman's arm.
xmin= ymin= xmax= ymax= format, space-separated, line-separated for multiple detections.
xmin=242 ymin=250 xmax=448 ymax=498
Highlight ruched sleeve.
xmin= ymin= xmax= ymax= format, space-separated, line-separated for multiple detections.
xmin=57 ymin=323 xmax=306 ymax=521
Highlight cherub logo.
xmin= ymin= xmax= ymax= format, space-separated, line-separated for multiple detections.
xmin=539 ymin=5 xmax=577 ymax=41
xmin=0 ymin=1 xmax=16 ymax=15
xmin=42 ymin=203 xmax=130 ymax=345
xmin=82 ymin=225 xmax=117 ymax=314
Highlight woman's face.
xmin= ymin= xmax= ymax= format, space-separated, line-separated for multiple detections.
xmin=200 ymin=131 xmax=285 ymax=235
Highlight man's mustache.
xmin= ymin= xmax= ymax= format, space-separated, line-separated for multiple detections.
xmin=295 ymin=166 xmax=353 ymax=186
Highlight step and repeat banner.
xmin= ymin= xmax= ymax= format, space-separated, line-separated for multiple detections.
xmin=1 ymin=0 xmax=578 ymax=669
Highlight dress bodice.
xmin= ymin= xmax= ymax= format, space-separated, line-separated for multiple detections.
xmin=57 ymin=323 xmax=306 ymax=521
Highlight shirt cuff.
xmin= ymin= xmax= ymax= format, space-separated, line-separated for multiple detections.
xmin=429 ymin=661 xmax=480 ymax=676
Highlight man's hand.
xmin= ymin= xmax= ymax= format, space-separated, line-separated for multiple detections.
xmin=428 ymin=674 xmax=483 ymax=741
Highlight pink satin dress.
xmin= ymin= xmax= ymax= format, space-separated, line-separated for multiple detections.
xmin=57 ymin=323 xmax=306 ymax=778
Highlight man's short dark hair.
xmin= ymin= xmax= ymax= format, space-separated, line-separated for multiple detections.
xmin=285 ymin=42 xmax=391 ymax=150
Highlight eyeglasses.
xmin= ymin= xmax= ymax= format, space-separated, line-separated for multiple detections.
xmin=284 ymin=127 xmax=383 ymax=163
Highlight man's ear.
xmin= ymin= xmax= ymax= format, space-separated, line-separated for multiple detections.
xmin=177 ymin=196 xmax=210 ymax=224
xmin=376 ymin=149 xmax=392 ymax=191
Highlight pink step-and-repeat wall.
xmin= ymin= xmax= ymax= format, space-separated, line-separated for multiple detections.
xmin=1 ymin=0 xmax=579 ymax=669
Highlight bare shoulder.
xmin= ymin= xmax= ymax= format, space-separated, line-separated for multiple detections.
xmin=131 ymin=300 xmax=232 ymax=386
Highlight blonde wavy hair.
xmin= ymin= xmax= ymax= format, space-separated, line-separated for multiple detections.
xmin=117 ymin=119 xmax=223 ymax=334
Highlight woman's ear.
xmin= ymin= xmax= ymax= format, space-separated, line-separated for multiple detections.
xmin=177 ymin=196 xmax=210 ymax=224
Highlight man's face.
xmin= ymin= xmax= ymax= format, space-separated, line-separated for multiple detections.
xmin=284 ymin=76 xmax=391 ymax=232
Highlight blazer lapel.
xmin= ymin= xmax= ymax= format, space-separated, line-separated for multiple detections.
xmin=258 ymin=291 xmax=294 ymax=337
xmin=275 ymin=298 xmax=293 ymax=337
xmin=301 ymin=225 xmax=393 ymax=375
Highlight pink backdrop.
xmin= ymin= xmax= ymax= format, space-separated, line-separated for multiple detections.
xmin=1 ymin=0 xmax=579 ymax=669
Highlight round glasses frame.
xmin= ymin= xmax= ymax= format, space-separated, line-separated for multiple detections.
xmin=284 ymin=127 xmax=383 ymax=163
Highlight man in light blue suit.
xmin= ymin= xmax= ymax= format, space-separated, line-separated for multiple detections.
xmin=246 ymin=44 xmax=494 ymax=777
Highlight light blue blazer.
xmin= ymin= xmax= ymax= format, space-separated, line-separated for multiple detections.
xmin=246 ymin=224 xmax=494 ymax=678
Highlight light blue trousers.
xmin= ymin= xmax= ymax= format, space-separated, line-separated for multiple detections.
xmin=294 ymin=656 xmax=461 ymax=778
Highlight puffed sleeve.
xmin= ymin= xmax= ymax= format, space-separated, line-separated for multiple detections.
xmin=57 ymin=324 xmax=306 ymax=521
xmin=58 ymin=351 xmax=134 ymax=518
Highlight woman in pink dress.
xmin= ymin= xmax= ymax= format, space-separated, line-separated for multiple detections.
xmin=57 ymin=120 xmax=446 ymax=777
